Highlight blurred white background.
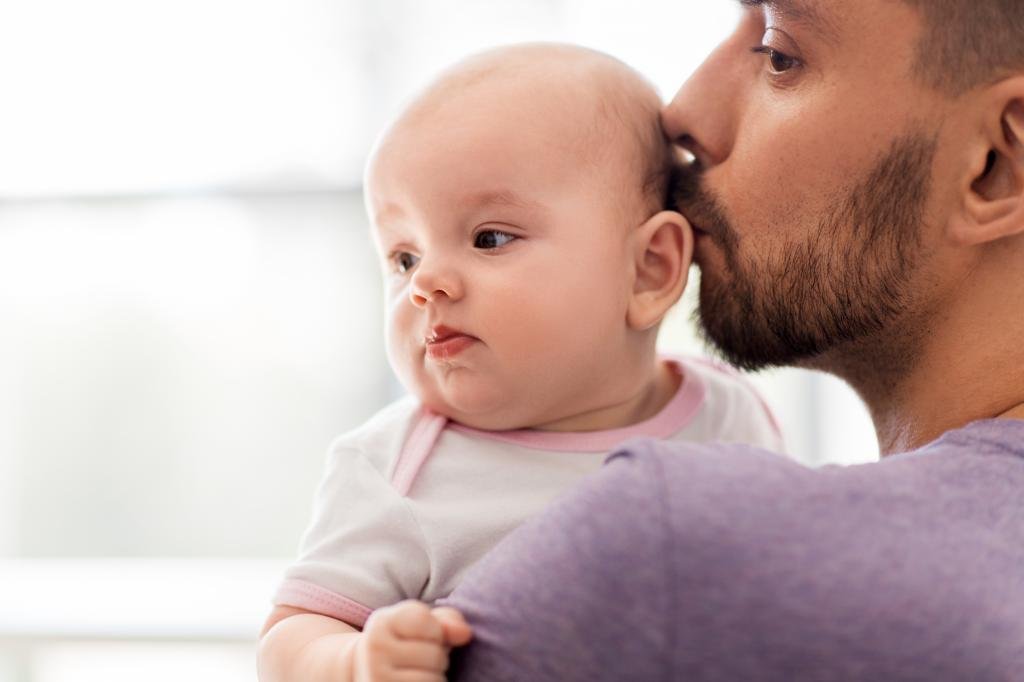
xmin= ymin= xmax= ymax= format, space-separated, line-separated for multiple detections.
xmin=0 ymin=0 xmax=878 ymax=679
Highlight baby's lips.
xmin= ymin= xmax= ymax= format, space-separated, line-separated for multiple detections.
xmin=426 ymin=323 xmax=473 ymax=344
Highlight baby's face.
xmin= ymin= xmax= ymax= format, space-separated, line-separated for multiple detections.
xmin=365 ymin=78 xmax=649 ymax=430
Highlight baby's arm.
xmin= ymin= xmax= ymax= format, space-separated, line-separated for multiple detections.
xmin=258 ymin=601 xmax=472 ymax=682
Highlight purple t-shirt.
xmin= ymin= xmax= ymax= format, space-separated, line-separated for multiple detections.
xmin=441 ymin=420 xmax=1024 ymax=681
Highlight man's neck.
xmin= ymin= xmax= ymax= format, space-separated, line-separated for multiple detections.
xmin=843 ymin=267 xmax=1024 ymax=455
xmin=868 ymin=382 xmax=1024 ymax=455
xmin=998 ymin=403 xmax=1024 ymax=421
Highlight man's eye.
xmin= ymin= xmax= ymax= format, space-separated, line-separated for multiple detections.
xmin=751 ymin=46 xmax=800 ymax=74
xmin=473 ymin=230 xmax=517 ymax=250
xmin=391 ymin=251 xmax=419 ymax=273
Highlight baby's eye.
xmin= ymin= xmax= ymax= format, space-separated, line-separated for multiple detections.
xmin=390 ymin=251 xmax=419 ymax=273
xmin=473 ymin=230 xmax=517 ymax=250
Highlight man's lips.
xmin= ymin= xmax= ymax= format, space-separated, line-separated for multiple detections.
xmin=425 ymin=325 xmax=478 ymax=360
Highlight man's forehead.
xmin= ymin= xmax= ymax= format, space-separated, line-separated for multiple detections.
xmin=738 ymin=0 xmax=841 ymax=37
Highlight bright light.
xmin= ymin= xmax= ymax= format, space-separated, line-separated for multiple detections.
xmin=0 ymin=0 xmax=361 ymax=198
xmin=0 ymin=1 xmax=742 ymax=199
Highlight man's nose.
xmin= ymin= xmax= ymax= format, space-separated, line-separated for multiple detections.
xmin=409 ymin=256 xmax=463 ymax=307
xmin=661 ymin=37 xmax=743 ymax=169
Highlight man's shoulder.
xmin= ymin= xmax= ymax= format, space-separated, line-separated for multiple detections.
xmin=471 ymin=428 xmax=1024 ymax=675
xmin=599 ymin=423 xmax=1024 ymax=545
xmin=446 ymin=422 xmax=1024 ymax=681
xmin=608 ymin=418 xmax=1024 ymax=500
xmin=593 ymin=428 xmax=1024 ymax=679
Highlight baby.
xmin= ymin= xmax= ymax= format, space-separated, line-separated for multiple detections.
xmin=258 ymin=43 xmax=783 ymax=682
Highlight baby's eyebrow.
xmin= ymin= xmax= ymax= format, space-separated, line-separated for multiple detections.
xmin=373 ymin=202 xmax=404 ymax=229
xmin=461 ymin=190 xmax=545 ymax=213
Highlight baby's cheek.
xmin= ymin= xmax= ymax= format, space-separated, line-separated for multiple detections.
xmin=384 ymin=306 xmax=422 ymax=388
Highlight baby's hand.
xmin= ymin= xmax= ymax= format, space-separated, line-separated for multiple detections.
xmin=352 ymin=600 xmax=472 ymax=682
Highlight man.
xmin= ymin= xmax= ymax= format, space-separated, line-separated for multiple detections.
xmin=441 ymin=1 xmax=1024 ymax=679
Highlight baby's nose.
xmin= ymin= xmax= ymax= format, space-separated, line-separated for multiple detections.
xmin=409 ymin=259 xmax=463 ymax=306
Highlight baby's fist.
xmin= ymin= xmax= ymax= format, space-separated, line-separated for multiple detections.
xmin=353 ymin=600 xmax=471 ymax=682
xmin=430 ymin=606 xmax=472 ymax=648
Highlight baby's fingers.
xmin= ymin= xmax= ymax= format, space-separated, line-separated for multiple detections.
xmin=389 ymin=640 xmax=450 ymax=672
xmin=388 ymin=601 xmax=445 ymax=643
xmin=431 ymin=607 xmax=473 ymax=647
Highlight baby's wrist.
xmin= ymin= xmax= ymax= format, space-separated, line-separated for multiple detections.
xmin=297 ymin=629 xmax=360 ymax=682
xmin=333 ymin=633 xmax=360 ymax=682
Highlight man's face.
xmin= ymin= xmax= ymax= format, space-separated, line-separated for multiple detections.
xmin=663 ymin=0 xmax=953 ymax=373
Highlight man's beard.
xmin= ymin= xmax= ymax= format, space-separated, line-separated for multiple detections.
xmin=673 ymin=132 xmax=936 ymax=372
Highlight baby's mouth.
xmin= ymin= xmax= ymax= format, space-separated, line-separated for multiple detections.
xmin=426 ymin=325 xmax=470 ymax=343
xmin=425 ymin=325 xmax=479 ymax=360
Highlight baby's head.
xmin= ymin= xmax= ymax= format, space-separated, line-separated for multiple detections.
xmin=365 ymin=43 xmax=692 ymax=431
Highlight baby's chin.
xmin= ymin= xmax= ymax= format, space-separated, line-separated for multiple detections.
xmin=423 ymin=401 xmax=526 ymax=431
xmin=415 ymin=386 xmax=533 ymax=431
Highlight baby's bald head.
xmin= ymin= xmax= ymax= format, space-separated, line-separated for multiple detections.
xmin=367 ymin=45 xmax=691 ymax=430
xmin=375 ymin=43 xmax=672 ymax=223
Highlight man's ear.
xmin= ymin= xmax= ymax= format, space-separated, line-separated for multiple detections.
xmin=952 ymin=79 xmax=1024 ymax=246
xmin=626 ymin=210 xmax=694 ymax=331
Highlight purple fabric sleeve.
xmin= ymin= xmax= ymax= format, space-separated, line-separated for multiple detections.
xmin=441 ymin=420 xmax=1024 ymax=681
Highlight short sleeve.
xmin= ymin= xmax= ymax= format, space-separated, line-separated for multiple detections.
xmin=273 ymin=443 xmax=431 ymax=628
xmin=442 ymin=447 xmax=674 ymax=682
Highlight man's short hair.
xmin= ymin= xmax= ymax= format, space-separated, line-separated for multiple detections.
xmin=902 ymin=0 xmax=1024 ymax=94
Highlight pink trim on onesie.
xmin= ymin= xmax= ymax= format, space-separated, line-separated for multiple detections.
xmin=274 ymin=578 xmax=373 ymax=628
xmin=390 ymin=409 xmax=447 ymax=496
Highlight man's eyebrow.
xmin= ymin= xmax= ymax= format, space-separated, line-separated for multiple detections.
xmin=737 ymin=0 xmax=838 ymax=36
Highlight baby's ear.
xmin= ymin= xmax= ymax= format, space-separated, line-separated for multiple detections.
xmin=627 ymin=210 xmax=694 ymax=331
